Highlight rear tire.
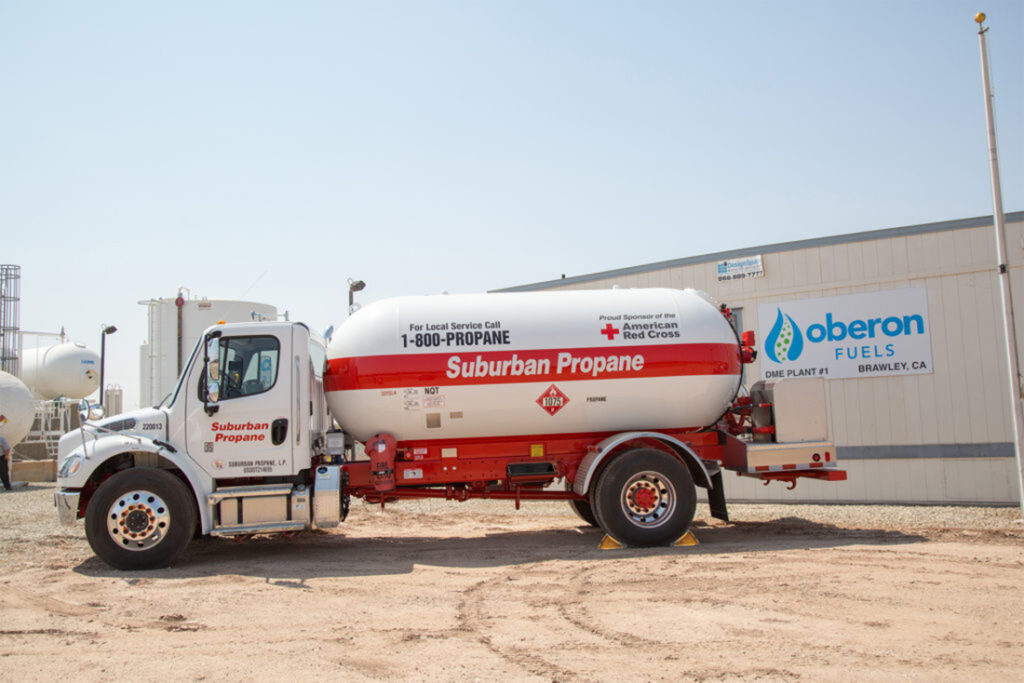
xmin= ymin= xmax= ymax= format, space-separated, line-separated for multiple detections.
xmin=592 ymin=448 xmax=696 ymax=547
xmin=565 ymin=480 xmax=599 ymax=527
xmin=85 ymin=468 xmax=196 ymax=570
xmin=569 ymin=498 xmax=599 ymax=527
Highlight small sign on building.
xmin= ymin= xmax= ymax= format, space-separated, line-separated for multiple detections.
xmin=717 ymin=255 xmax=764 ymax=282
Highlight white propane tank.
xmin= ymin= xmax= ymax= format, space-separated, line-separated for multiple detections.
xmin=325 ymin=288 xmax=742 ymax=442
xmin=20 ymin=343 xmax=101 ymax=400
xmin=0 ymin=371 xmax=35 ymax=446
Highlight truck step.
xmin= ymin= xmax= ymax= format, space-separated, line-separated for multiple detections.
xmin=208 ymin=483 xmax=311 ymax=532
xmin=210 ymin=521 xmax=308 ymax=537
xmin=207 ymin=484 xmax=294 ymax=503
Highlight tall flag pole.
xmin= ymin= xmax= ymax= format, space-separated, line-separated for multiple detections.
xmin=975 ymin=12 xmax=1024 ymax=517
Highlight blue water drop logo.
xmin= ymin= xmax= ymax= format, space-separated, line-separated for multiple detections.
xmin=765 ymin=308 xmax=804 ymax=363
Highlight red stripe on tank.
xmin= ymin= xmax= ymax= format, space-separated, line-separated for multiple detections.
xmin=324 ymin=343 xmax=740 ymax=392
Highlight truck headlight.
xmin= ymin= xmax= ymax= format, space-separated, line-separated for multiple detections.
xmin=59 ymin=454 xmax=83 ymax=478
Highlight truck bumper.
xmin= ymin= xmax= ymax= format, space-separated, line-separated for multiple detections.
xmin=54 ymin=489 xmax=81 ymax=526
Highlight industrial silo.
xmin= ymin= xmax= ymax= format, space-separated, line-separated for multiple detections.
xmin=138 ymin=292 xmax=278 ymax=407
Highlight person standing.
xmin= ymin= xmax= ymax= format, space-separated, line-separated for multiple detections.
xmin=0 ymin=434 xmax=12 ymax=490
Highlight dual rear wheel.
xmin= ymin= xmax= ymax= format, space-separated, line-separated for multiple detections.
xmin=572 ymin=448 xmax=697 ymax=547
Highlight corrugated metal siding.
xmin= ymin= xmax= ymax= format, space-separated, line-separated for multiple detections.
xmin=509 ymin=215 xmax=1024 ymax=504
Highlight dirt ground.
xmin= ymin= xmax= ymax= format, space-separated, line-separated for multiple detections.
xmin=2 ymin=484 xmax=1023 ymax=681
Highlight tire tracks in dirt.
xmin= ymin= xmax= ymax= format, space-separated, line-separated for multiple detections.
xmin=457 ymin=565 xmax=583 ymax=680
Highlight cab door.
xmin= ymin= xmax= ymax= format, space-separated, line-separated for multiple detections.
xmin=186 ymin=325 xmax=296 ymax=479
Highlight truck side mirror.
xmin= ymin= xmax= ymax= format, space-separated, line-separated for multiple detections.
xmin=204 ymin=334 xmax=222 ymax=414
xmin=78 ymin=398 xmax=103 ymax=422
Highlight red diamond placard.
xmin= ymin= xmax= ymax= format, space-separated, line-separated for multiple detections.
xmin=536 ymin=384 xmax=570 ymax=416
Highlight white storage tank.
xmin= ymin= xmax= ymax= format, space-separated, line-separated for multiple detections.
xmin=0 ymin=370 xmax=35 ymax=446
xmin=139 ymin=294 xmax=278 ymax=407
xmin=19 ymin=343 xmax=101 ymax=400
xmin=325 ymin=288 xmax=742 ymax=442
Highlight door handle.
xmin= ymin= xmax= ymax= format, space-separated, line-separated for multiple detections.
xmin=271 ymin=418 xmax=288 ymax=445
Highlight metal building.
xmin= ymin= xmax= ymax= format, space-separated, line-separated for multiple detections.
xmin=499 ymin=211 xmax=1024 ymax=505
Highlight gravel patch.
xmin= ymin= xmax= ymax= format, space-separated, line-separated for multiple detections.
xmin=718 ymin=502 xmax=1023 ymax=530
xmin=0 ymin=484 xmax=79 ymax=548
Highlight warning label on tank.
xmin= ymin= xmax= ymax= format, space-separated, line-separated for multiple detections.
xmin=536 ymin=385 xmax=570 ymax=416
xmin=403 ymin=388 xmax=421 ymax=411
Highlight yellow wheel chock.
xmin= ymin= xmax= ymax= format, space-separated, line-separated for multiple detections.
xmin=598 ymin=535 xmax=625 ymax=550
xmin=673 ymin=530 xmax=699 ymax=547
xmin=598 ymin=530 xmax=699 ymax=550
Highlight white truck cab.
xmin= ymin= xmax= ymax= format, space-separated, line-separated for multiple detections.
xmin=55 ymin=321 xmax=335 ymax=569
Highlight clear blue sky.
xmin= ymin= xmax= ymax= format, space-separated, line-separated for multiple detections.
xmin=3 ymin=1 xmax=1022 ymax=410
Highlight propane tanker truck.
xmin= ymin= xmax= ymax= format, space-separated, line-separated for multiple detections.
xmin=54 ymin=288 xmax=844 ymax=569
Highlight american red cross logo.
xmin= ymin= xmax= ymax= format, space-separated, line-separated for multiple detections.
xmin=600 ymin=323 xmax=620 ymax=340
xmin=536 ymin=385 xmax=570 ymax=416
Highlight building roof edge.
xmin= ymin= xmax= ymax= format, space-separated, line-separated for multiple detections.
xmin=492 ymin=211 xmax=1024 ymax=292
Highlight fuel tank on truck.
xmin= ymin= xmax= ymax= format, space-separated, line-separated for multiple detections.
xmin=324 ymin=288 xmax=742 ymax=443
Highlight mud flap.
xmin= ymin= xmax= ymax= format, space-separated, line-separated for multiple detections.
xmin=708 ymin=469 xmax=729 ymax=522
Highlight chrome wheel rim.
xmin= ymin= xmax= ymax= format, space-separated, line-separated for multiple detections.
xmin=620 ymin=471 xmax=676 ymax=528
xmin=106 ymin=489 xmax=171 ymax=551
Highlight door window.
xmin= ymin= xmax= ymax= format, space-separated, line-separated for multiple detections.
xmin=200 ymin=336 xmax=280 ymax=401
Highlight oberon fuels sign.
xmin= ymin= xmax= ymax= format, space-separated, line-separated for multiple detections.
xmin=757 ymin=288 xmax=933 ymax=380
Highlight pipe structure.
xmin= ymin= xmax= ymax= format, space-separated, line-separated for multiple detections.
xmin=976 ymin=12 xmax=1024 ymax=517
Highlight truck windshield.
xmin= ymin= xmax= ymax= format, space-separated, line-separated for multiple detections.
xmin=309 ymin=336 xmax=327 ymax=379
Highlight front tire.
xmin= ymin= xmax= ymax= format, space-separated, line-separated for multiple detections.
xmin=85 ymin=468 xmax=196 ymax=570
xmin=592 ymin=448 xmax=696 ymax=547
